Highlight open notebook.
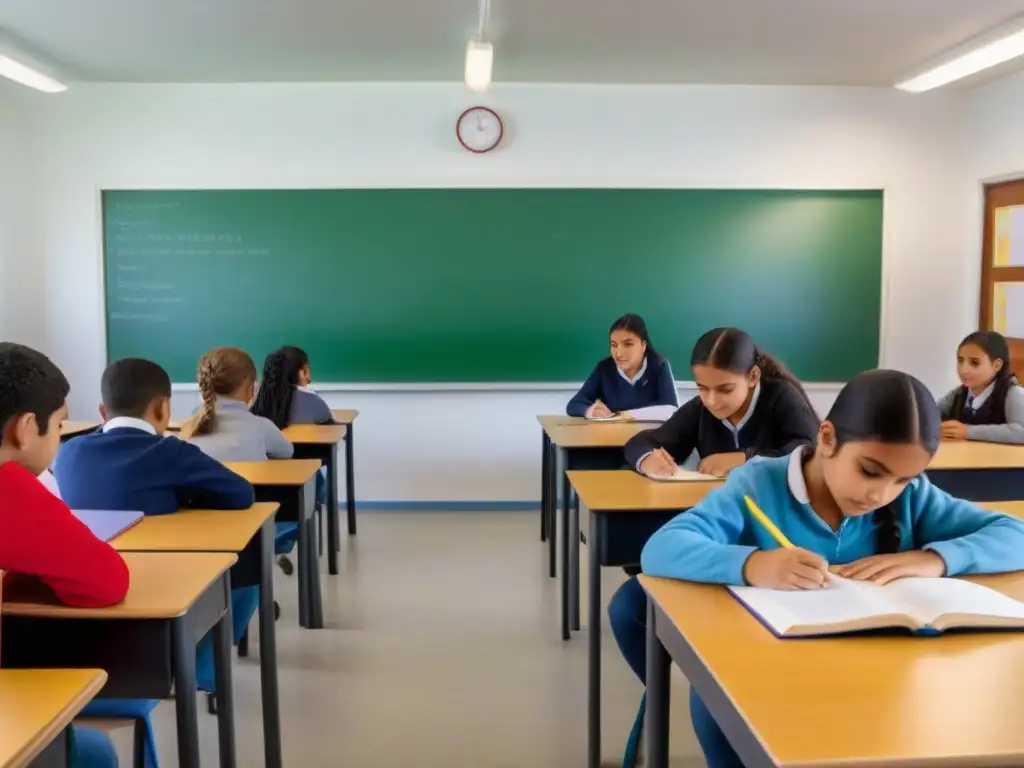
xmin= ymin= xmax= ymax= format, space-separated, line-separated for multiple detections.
xmin=650 ymin=468 xmax=721 ymax=483
xmin=585 ymin=405 xmax=678 ymax=424
xmin=729 ymin=575 xmax=1024 ymax=637
xmin=72 ymin=510 xmax=145 ymax=543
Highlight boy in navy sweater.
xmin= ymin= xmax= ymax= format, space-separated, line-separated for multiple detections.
xmin=55 ymin=358 xmax=254 ymax=513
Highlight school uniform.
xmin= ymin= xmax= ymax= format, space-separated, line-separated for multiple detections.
xmin=937 ymin=378 xmax=1024 ymax=444
xmin=566 ymin=355 xmax=678 ymax=417
xmin=187 ymin=397 xmax=294 ymax=462
xmin=623 ymin=376 xmax=819 ymax=470
xmin=53 ymin=417 xmax=256 ymax=768
xmin=612 ymin=448 xmax=1024 ymax=768
xmin=290 ymin=386 xmax=334 ymax=424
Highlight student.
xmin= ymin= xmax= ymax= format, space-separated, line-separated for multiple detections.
xmin=621 ymin=369 xmax=1024 ymax=768
xmin=566 ymin=314 xmax=678 ymax=418
xmin=250 ymin=346 xmax=334 ymax=427
xmin=0 ymin=342 xmax=129 ymax=768
xmin=624 ymin=326 xmax=820 ymax=478
xmin=938 ymin=330 xmax=1024 ymax=444
xmin=54 ymin=357 xmax=256 ymax=764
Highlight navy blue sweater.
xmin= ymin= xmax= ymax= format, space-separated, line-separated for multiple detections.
xmin=566 ymin=356 xmax=678 ymax=417
xmin=54 ymin=427 xmax=255 ymax=516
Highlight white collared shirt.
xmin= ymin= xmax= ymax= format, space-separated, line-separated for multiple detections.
xmin=966 ymin=380 xmax=995 ymax=411
xmin=102 ymin=416 xmax=157 ymax=435
xmin=721 ymin=382 xmax=761 ymax=448
xmin=617 ymin=356 xmax=648 ymax=386
xmin=786 ymin=446 xmax=812 ymax=504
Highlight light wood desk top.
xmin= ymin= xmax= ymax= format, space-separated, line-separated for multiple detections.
xmin=330 ymin=409 xmax=359 ymax=425
xmin=537 ymin=415 xmax=651 ymax=449
xmin=2 ymin=552 xmax=236 ymax=620
xmin=930 ymin=439 xmax=1024 ymax=469
xmin=226 ymin=459 xmax=321 ymax=486
xmin=282 ymin=424 xmax=346 ymax=445
xmin=568 ymin=470 xmax=722 ymax=512
xmin=59 ymin=420 xmax=99 ymax=438
xmin=111 ymin=503 xmax=279 ymax=552
xmin=0 ymin=669 xmax=108 ymax=768
xmin=979 ymin=500 xmax=1024 ymax=517
xmin=642 ymin=571 xmax=1024 ymax=767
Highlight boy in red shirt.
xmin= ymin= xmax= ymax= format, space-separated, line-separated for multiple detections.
xmin=0 ymin=342 xmax=129 ymax=766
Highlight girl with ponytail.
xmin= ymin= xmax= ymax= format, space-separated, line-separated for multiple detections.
xmin=621 ymin=369 xmax=1024 ymax=768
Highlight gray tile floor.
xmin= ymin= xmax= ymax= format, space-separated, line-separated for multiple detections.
xmin=105 ymin=512 xmax=705 ymax=767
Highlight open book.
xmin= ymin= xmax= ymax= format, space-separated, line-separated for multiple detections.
xmin=650 ymin=468 xmax=721 ymax=483
xmin=585 ymin=405 xmax=678 ymax=423
xmin=729 ymin=575 xmax=1024 ymax=637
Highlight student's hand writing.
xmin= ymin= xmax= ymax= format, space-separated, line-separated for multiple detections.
xmin=587 ymin=400 xmax=613 ymax=419
xmin=836 ymin=550 xmax=946 ymax=586
xmin=640 ymin=448 xmax=677 ymax=478
xmin=697 ymin=451 xmax=746 ymax=478
xmin=743 ymin=548 xmax=829 ymax=591
xmin=941 ymin=421 xmax=967 ymax=440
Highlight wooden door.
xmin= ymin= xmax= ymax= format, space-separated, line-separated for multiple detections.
xmin=980 ymin=179 xmax=1024 ymax=372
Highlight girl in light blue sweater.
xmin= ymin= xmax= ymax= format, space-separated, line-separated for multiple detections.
xmin=620 ymin=369 xmax=1024 ymax=768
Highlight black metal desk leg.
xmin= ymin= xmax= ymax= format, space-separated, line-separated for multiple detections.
xmin=171 ymin=616 xmax=201 ymax=768
xmin=646 ymin=601 xmax=671 ymax=768
xmin=540 ymin=431 xmax=550 ymax=542
xmin=570 ymin=492 xmax=581 ymax=632
xmin=297 ymin=485 xmax=311 ymax=629
xmin=258 ymin=522 xmax=283 ymax=768
xmin=587 ymin=513 xmax=603 ymax=768
xmin=327 ymin=442 xmax=340 ymax=574
xmin=305 ymin=481 xmax=325 ymax=629
xmin=213 ymin=585 xmax=238 ymax=768
xmin=345 ymin=425 xmax=357 ymax=536
xmin=560 ymin=447 xmax=571 ymax=641
xmin=548 ymin=442 xmax=557 ymax=578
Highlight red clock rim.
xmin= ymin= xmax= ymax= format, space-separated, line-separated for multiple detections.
xmin=456 ymin=106 xmax=504 ymax=154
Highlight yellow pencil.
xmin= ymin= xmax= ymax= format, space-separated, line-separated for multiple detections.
xmin=744 ymin=495 xmax=794 ymax=549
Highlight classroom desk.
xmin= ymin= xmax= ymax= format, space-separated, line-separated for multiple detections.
xmin=110 ymin=503 xmax=283 ymax=768
xmin=926 ymin=440 xmax=1024 ymax=501
xmin=58 ymin=421 xmax=99 ymax=441
xmin=536 ymin=416 xmax=650 ymax=640
xmin=567 ymin=470 xmax=722 ymax=768
xmin=0 ymin=669 xmax=107 ymax=768
xmin=1 ymin=553 xmax=238 ymax=768
xmin=282 ymin=424 xmax=348 ymax=576
xmin=640 ymin=571 xmax=1024 ymax=768
xmin=330 ymin=408 xmax=360 ymax=541
xmin=227 ymin=460 xmax=323 ymax=629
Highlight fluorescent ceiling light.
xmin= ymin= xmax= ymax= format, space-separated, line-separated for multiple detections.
xmin=465 ymin=39 xmax=493 ymax=92
xmin=897 ymin=18 xmax=1024 ymax=92
xmin=0 ymin=54 xmax=66 ymax=93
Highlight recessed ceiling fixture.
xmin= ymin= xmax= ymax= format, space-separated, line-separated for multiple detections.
xmin=465 ymin=0 xmax=493 ymax=92
xmin=896 ymin=15 xmax=1024 ymax=92
xmin=0 ymin=30 xmax=66 ymax=93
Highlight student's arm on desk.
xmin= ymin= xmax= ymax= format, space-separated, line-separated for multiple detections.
xmin=173 ymin=441 xmax=256 ymax=510
xmin=566 ymin=365 xmax=602 ymax=417
xmin=965 ymin=386 xmax=1024 ymax=445
xmin=259 ymin=417 xmax=295 ymax=459
xmin=0 ymin=463 xmax=129 ymax=607
xmin=624 ymin=396 xmax=700 ymax=471
xmin=640 ymin=466 xmax=757 ymax=585
xmin=912 ymin=475 xmax=1024 ymax=575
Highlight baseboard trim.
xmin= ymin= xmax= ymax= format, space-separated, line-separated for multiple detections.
xmin=354 ymin=501 xmax=538 ymax=511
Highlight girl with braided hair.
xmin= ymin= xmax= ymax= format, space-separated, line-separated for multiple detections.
xmin=626 ymin=369 xmax=1024 ymax=768
xmin=250 ymin=346 xmax=334 ymax=428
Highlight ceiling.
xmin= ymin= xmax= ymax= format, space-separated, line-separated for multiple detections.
xmin=2 ymin=0 xmax=1024 ymax=86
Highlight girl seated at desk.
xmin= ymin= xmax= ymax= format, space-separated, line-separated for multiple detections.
xmin=566 ymin=314 xmax=679 ymax=419
xmin=622 ymin=369 xmax=1024 ymax=768
xmin=938 ymin=330 xmax=1024 ymax=444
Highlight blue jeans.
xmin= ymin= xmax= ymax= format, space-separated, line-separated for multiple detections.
xmin=608 ymin=576 xmax=744 ymax=768
xmin=73 ymin=726 xmax=119 ymax=767
xmin=78 ymin=699 xmax=160 ymax=768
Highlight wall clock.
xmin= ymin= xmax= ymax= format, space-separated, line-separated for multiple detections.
xmin=456 ymin=106 xmax=504 ymax=153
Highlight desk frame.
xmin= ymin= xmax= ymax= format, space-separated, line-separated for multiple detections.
xmin=289 ymin=440 xmax=345 ymax=576
xmin=2 ymin=572 xmax=237 ymax=768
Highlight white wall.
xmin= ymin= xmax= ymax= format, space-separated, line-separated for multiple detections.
xmin=27 ymin=82 xmax=973 ymax=502
xmin=0 ymin=82 xmax=45 ymax=348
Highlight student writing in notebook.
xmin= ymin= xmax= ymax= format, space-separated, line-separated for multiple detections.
xmin=565 ymin=314 xmax=679 ymax=419
xmin=0 ymin=343 xmax=129 ymax=768
xmin=624 ymin=327 xmax=819 ymax=479
xmin=938 ymin=330 xmax=1024 ymax=443
xmin=628 ymin=369 xmax=1024 ymax=768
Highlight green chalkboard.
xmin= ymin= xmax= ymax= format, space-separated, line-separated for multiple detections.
xmin=102 ymin=189 xmax=883 ymax=383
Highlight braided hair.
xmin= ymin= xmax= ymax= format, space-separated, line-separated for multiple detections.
xmin=179 ymin=348 xmax=257 ymax=439
xmin=953 ymin=330 xmax=1018 ymax=422
xmin=825 ymin=369 xmax=940 ymax=554
xmin=690 ymin=327 xmax=817 ymax=414
xmin=250 ymin=346 xmax=310 ymax=429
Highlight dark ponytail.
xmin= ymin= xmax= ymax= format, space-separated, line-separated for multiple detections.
xmin=609 ymin=313 xmax=660 ymax=362
xmin=690 ymin=327 xmax=814 ymax=413
xmin=826 ymin=369 xmax=940 ymax=555
xmin=250 ymin=346 xmax=310 ymax=429
xmin=956 ymin=330 xmax=1018 ymax=422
